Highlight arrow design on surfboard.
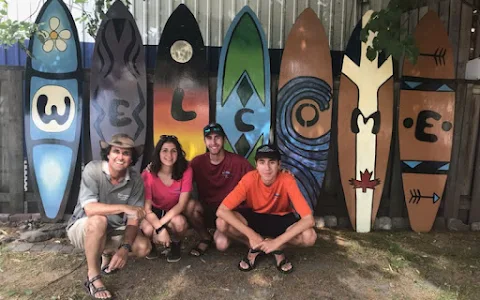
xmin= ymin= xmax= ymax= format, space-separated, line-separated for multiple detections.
xmin=409 ymin=189 xmax=440 ymax=204
xmin=419 ymin=48 xmax=446 ymax=66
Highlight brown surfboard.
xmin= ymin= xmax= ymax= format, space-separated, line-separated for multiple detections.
xmin=399 ymin=11 xmax=455 ymax=233
xmin=275 ymin=8 xmax=333 ymax=209
xmin=338 ymin=10 xmax=394 ymax=232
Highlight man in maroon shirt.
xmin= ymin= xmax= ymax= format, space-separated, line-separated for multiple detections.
xmin=185 ymin=123 xmax=253 ymax=256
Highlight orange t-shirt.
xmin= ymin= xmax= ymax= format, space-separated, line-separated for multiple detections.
xmin=221 ymin=171 xmax=312 ymax=218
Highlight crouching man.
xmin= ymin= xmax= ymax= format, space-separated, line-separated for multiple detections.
xmin=66 ymin=134 xmax=151 ymax=299
xmin=216 ymin=144 xmax=317 ymax=274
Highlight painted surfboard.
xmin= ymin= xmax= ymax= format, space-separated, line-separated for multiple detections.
xmin=338 ymin=10 xmax=394 ymax=232
xmin=399 ymin=11 xmax=455 ymax=233
xmin=216 ymin=5 xmax=271 ymax=165
xmin=90 ymin=1 xmax=147 ymax=171
xmin=25 ymin=0 xmax=82 ymax=221
xmin=276 ymin=8 xmax=332 ymax=210
xmin=154 ymin=4 xmax=209 ymax=161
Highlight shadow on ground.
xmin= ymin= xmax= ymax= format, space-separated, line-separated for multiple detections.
xmin=0 ymin=229 xmax=478 ymax=300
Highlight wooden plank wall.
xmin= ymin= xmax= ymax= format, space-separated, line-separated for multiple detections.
xmin=2 ymin=0 xmax=480 ymax=228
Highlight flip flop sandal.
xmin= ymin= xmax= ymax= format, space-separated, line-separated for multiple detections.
xmin=271 ymin=250 xmax=293 ymax=274
xmin=189 ymin=239 xmax=213 ymax=257
xmin=84 ymin=274 xmax=112 ymax=299
xmin=238 ymin=248 xmax=263 ymax=272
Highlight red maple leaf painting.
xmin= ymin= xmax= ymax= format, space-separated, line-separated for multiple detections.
xmin=349 ymin=169 xmax=381 ymax=193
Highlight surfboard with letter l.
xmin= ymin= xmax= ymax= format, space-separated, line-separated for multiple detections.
xmin=276 ymin=8 xmax=332 ymax=210
xmin=154 ymin=4 xmax=209 ymax=160
xmin=338 ymin=10 xmax=394 ymax=232
xmin=399 ymin=11 xmax=455 ymax=233
xmin=25 ymin=0 xmax=83 ymax=221
xmin=216 ymin=5 xmax=271 ymax=165
xmin=90 ymin=1 xmax=146 ymax=171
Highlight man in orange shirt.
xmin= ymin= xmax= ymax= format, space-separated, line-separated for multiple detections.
xmin=216 ymin=144 xmax=317 ymax=274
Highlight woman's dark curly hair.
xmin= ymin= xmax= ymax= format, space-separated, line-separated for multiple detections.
xmin=150 ymin=135 xmax=188 ymax=181
xmin=101 ymin=146 xmax=140 ymax=166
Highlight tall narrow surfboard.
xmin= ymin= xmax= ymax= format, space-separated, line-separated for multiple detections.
xmin=154 ymin=4 xmax=209 ymax=160
xmin=276 ymin=8 xmax=332 ymax=210
xmin=399 ymin=11 xmax=455 ymax=233
xmin=216 ymin=6 xmax=271 ymax=165
xmin=25 ymin=0 xmax=83 ymax=221
xmin=338 ymin=11 xmax=394 ymax=232
xmin=90 ymin=1 xmax=146 ymax=171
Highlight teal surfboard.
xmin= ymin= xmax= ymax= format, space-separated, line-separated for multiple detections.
xmin=216 ymin=5 xmax=271 ymax=165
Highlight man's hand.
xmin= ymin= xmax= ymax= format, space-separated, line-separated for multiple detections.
xmin=280 ymin=168 xmax=294 ymax=177
xmin=247 ymin=232 xmax=264 ymax=250
xmin=258 ymin=238 xmax=281 ymax=254
xmin=154 ymin=229 xmax=171 ymax=248
xmin=107 ymin=247 xmax=129 ymax=271
xmin=124 ymin=205 xmax=146 ymax=220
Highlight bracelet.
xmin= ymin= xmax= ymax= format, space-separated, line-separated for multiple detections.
xmin=155 ymin=224 xmax=168 ymax=234
xmin=118 ymin=243 xmax=132 ymax=252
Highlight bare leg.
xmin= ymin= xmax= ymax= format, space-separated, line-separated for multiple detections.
xmin=184 ymin=199 xmax=212 ymax=241
xmin=214 ymin=212 xmax=250 ymax=251
xmin=84 ymin=215 xmax=111 ymax=299
xmin=168 ymin=214 xmax=188 ymax=239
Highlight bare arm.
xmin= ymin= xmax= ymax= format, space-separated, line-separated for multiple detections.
xmin=145 ymin=192 xmax=190 ymax=229
xmin=273 ymin=214 xmax=314 ymax=246
xmin=84 ymin=202 xmax=145 ymax=220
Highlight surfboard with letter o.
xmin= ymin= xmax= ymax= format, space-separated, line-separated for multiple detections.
xmin=216 ymin=5 xmax=271 ymax=165
xmin=154 ymin=4 xmax=209 ymax=160
xmin=338 ymin=10 xmax=394 ymax=232
xmin=399 ymin=11 xmax=455 ymax=233
xmin=276 ymin=8 xmax=332 ymax=210
xmin=90 ymin=1 xmax=147 ymax=171
xmin=25 ymin=0 xmax=83 ymax=221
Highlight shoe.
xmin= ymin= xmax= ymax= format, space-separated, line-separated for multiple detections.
xmin=146 ymin=243 xmax=159 ymax=260
xmin=189 ymin=239 xmax=213 ymax=257
xmin=167 ymin=241 xmax=181 ymax=263
xmin=238 ymin=248 xmax=263 ymax=272
xmin=146 ymin=241 xmax=159 ymax=260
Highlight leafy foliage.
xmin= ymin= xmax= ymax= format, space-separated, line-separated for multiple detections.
xmin=0 ymin=0 xmax=131 ymax=55
xmin=361 ymin=0 xmax=420 ymax=64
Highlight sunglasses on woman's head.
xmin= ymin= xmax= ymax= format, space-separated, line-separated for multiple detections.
xmin=160 ymin=135 xmax=178 ymax=140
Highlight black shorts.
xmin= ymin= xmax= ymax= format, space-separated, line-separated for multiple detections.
xmin=239 ymin=210 xmax=299 ymax=238
xmin=151 ymin=206 xmax=166 ymax=219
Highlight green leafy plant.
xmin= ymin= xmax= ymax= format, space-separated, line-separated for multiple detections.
xmin=361 ymin=0 xmax=420 ymax=64
xmin=0 ymin=0 xmax=131 ymax=55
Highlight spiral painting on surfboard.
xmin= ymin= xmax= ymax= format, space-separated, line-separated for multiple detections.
xmin=276 ymin=8 xmax=333 ymax=210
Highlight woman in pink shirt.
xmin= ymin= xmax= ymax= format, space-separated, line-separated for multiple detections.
xmin=141 ymin=135 xmax=192 ymax=262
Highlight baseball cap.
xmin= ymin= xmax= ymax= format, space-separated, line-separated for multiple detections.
xmin=255 ymin=144 xmax=281 ymax=161
xmin=203 ymin=123 xmax=225 ymax=137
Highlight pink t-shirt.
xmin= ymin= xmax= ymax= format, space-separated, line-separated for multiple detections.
xmin=141 ymin=166 xmax=193 ymax=211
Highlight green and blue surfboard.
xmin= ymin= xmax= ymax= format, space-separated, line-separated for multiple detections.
xmin=216 ymin=6 xmax=271 ymax=165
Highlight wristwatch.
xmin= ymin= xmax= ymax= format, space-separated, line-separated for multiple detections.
xmin=155 ymin=224 xmax=168 ymax=235
xmin=118 ymin=243 xmax=132 ymax=252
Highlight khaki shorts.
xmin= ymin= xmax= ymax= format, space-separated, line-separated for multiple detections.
xmin=67 ymin=217 xmax=125 ymax=250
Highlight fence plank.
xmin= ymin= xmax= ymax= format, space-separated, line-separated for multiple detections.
xmin=444 ymin=83 xmax=467 ymax=219
xmin=457 ymin=3 xmax=473 ymax=79
xmin=469 ymin=85 xmax=480 ymax=223
xmin=0 ymin=69 xmax=24 ymax=213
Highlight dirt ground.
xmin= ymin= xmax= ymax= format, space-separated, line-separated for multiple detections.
xmin=0 ymin=229 xmax=479 ymax=300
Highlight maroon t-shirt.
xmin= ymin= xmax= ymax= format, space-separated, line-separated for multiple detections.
xmin=191 ymin=151 xmax=253 ymax=207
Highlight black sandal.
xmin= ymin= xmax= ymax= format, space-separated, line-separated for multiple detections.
xmin=189 ymin=239 xmax=213 ymax=257
xmin=84 ymin=275 xmax=112 ymax=299
xmin=271 ymin=250 xmax=293 ymax=274
xmin=238 ymin=248 xmax=263 ymax=272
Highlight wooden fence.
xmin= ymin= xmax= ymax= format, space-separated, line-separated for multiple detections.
xmin=1 ymin=1 xmax=480 ymax=228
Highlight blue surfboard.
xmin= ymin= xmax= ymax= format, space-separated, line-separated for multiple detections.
xmin=25 ymin=0 xmax=83 ymax=221
xmin=216 ymin=6 xmax=271 ymax=165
